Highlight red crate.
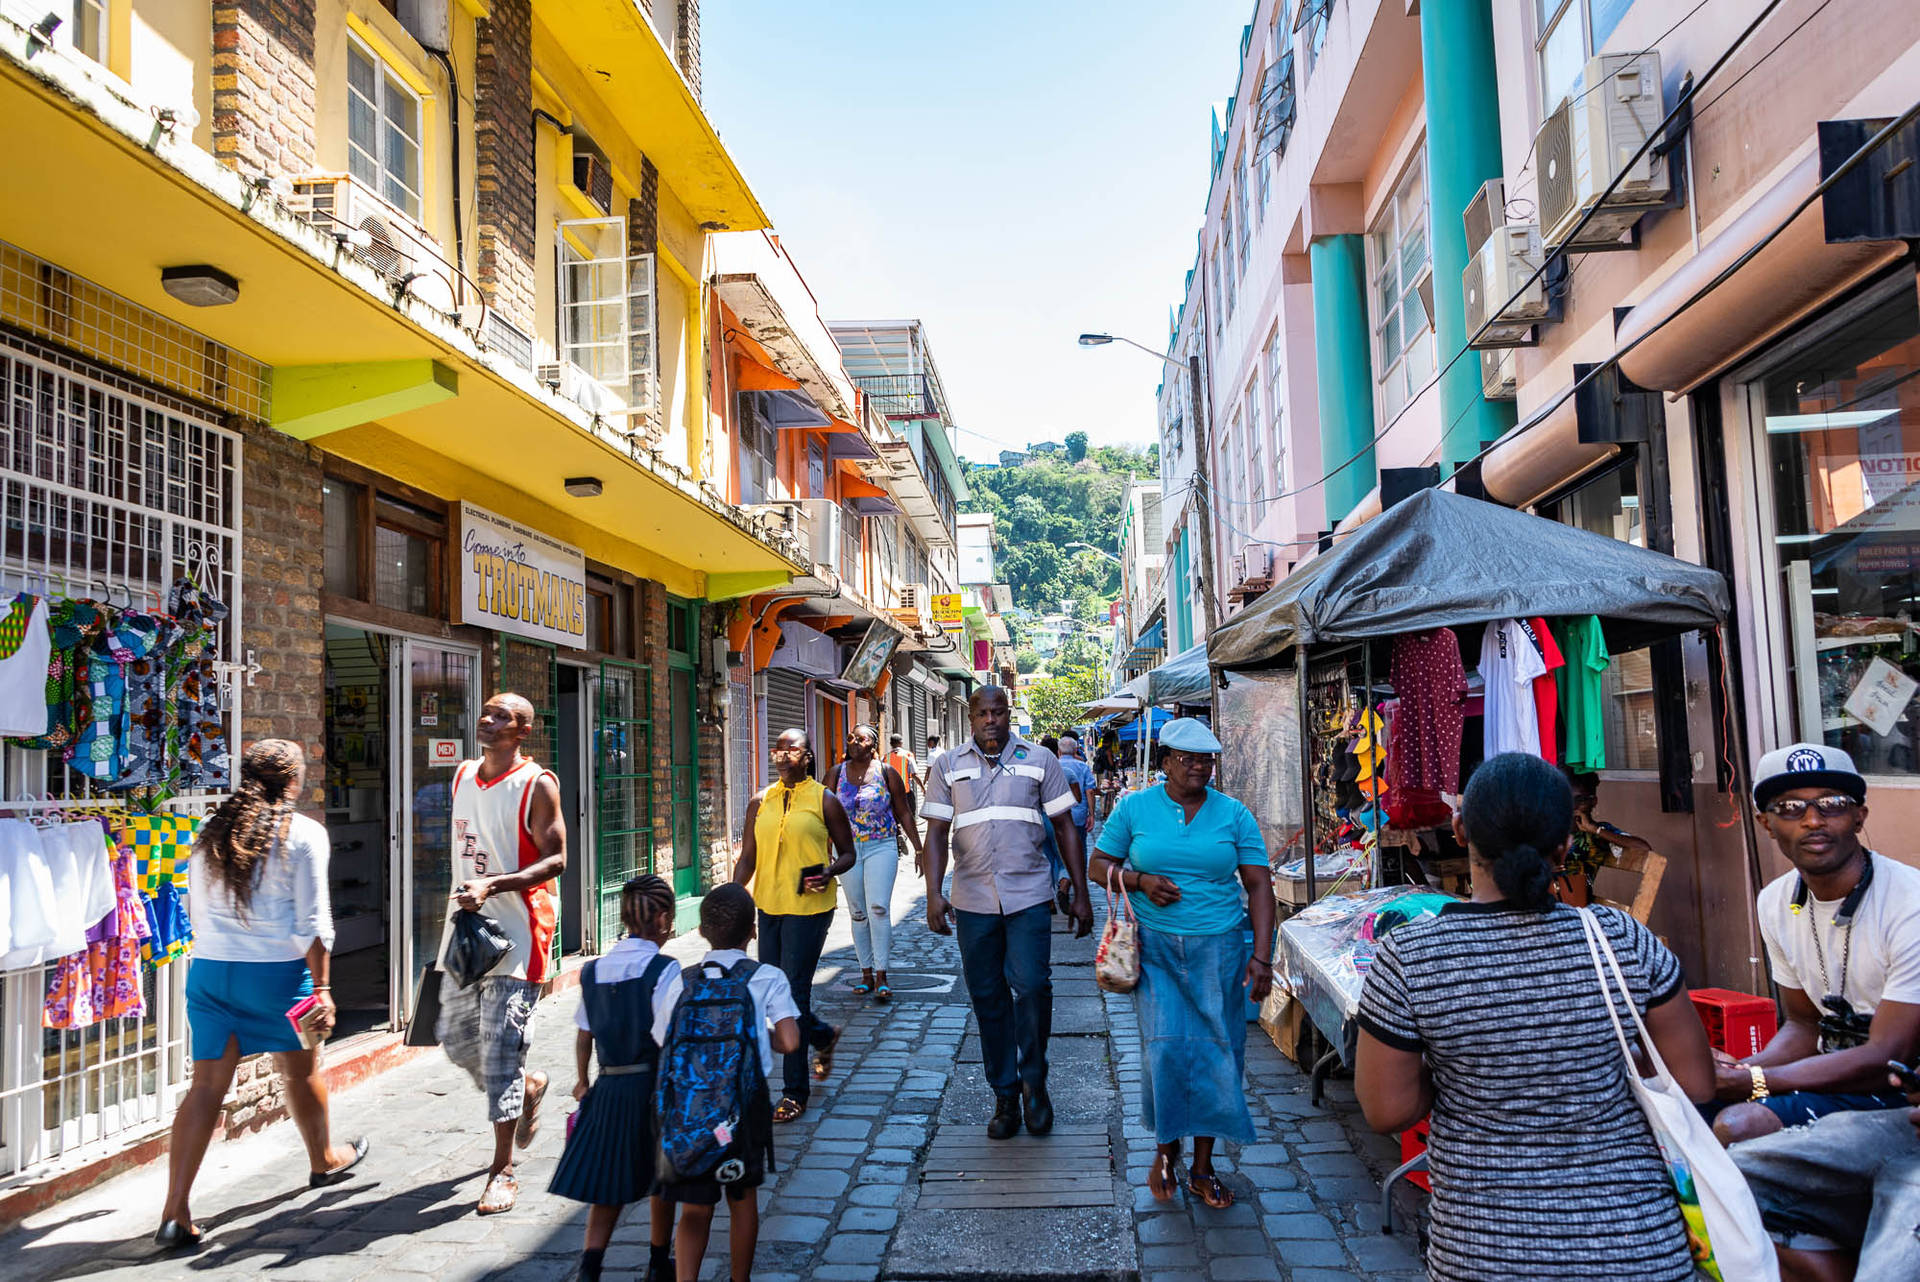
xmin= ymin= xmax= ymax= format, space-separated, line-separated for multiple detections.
xmin=1691 ymin=988 xmax=1778 ymax=1058
xmin=1399 ymin=1118 xmax=1431 ymax=1191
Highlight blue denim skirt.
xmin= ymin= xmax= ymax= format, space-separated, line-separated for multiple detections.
xmin=1135 ymin=925 xmax=1256 ymax=1145
xmin=186 ymin=958 xmax=314 ymax=1060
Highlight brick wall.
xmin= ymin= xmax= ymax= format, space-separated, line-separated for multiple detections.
xmin=211 ymin=0 xmax=317 ymax=176
xmin=474 ymin=0 xmax=536 ymax=329
xmin=677 ymin=0 xmax=701 ymax=100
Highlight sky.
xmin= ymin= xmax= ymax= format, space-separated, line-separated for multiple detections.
xmin=702 ymin=1 xmax=1252 ymax=464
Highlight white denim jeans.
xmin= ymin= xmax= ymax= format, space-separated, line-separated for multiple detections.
xmin=840 ymin=837 xmax=901 ymax=971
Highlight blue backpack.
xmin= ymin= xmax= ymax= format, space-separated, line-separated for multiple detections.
xmin=654 ymin=958 xmax=774 ymax=1185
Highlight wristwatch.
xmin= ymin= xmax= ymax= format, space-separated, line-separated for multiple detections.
xmin=1747 ymin=1065 xmax=1770 ymax=1101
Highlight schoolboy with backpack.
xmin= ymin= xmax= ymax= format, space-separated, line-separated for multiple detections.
xmin=650 ymin=884 xmax=799 ymax=1282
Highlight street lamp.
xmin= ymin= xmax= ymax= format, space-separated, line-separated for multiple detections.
xmin=1077 ymin=330 xmax=1219 ymax=635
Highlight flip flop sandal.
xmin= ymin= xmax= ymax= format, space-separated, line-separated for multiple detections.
xmin=309 ymin=1135 xmax=370 ymax=1188
xmin=850 ymin=980 xmax=874 ymax=995
xmin=477 ymin=1171 xmax=519 ymax=1215
xmin=772 ymin=1097 xmax=806 ymax=1123
xmin=874 ymin=983 xmax=892 ymax=1004
xmin=811 ymin=1027 xmax=842 ymax=1082
xmin=1185 ymin=1172 xmax=1234 ymax=1209
xmin=515 ymin=1074 xmax=549 ymax=1149
xmin=1148 ymin=1151 xmax=1181 ymax=1202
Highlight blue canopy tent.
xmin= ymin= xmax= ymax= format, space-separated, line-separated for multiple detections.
xmin=1115 ymin=708 xmax=1172 ymax=743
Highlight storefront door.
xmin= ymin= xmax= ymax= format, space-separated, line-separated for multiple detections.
xmin=595 ymin=660 xmax=655 ymax=944
xmin=396 ymin=640 xmax=477 ymax=1027
xmin=666 ymin=598 xmax=701 ymax=899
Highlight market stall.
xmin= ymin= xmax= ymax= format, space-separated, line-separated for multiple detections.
xmin=1209 ymin=488 xmax=1734 ymax=1059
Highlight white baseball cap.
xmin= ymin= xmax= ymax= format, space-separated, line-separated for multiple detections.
xmin=1752 ymin=743 xmax=1865 ymax=810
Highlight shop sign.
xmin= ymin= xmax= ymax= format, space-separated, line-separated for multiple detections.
xmin=428 ymin=738 xmax=462 ymax=767
xmin=931 ymin=593 xmax=964 ymax=628
xmin=455 ymin=503 xmax=588 ymax=649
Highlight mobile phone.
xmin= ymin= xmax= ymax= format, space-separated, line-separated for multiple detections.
xmin=1888 ymin=1059 xmax=1920 ymax=1092
xmin=797 ymin=863 xmax=826 ymax=893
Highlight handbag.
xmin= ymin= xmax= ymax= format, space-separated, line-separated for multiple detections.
xmin=1094 ymin=864 xmax=1141 ymax=994
xmin=404 ymin=966 xmax=443 ymax=1048
xmin=1577 ymin=909 xmax=1779 ymax=1282
xmin=443 ymin=908 xmax=516 ymax=988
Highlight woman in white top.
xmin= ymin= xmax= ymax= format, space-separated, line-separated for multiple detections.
xmin=157 ymin=740 xmax=367 ymax=1249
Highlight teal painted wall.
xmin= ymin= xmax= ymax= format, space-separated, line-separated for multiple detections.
xmin=1422 ymin=0 xmax=1517 ymax=465
xmin=1309 ymin=234 xmax=1376 ymax=523
xmin=1171 ymin=530 xmax=1192 ymax=653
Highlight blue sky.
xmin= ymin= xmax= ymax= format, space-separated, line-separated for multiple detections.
xmin=703 ymin=2 xmax=1252 ymax=464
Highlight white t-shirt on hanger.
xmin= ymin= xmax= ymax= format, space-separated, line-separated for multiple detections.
xmin=1481 ymin=619 xmax=1547 ymax=758
xmin=0 ymin=596 xmax=51 ymax=738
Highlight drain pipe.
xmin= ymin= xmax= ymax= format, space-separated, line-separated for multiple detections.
xmin=421 ymin=45 xmax=465 ymax=285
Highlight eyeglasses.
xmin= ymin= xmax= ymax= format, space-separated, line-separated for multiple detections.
xmin=771 ymin=745 xmax=806 ymax=758
xmin=1165 ymin=751 xmax=1216 ymax=769
xmin=1765 ymin=795 xmax=1859 ymax=821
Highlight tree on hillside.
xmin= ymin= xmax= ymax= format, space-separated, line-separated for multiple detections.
xmin=1014 ymin=647 xmax=1041 ymax=675
xmin=964 ymin=446 xmax=1152 ymax=617
xmin=1065 ymin=431 xmax=1088 ymax=463
xmin=1023 ymin=665 xmax=1104 ymax=740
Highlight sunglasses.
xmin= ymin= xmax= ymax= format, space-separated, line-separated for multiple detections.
xmin=1165 ymin=751 xmax=1216 ymax=769
xmin=1765 ymin=795 xmax=1859 ymax=821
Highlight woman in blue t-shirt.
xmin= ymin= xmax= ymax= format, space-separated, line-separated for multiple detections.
xmin=1089 ymin=718 xmax=1273 ymax=1210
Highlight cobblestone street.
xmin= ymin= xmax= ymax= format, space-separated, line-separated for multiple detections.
xmin=3 ymin=858 xmax=1427 ymax=1282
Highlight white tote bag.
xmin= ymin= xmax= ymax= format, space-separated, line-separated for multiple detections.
xmin=1577 ymin=908 xmax=1779 ymax=1282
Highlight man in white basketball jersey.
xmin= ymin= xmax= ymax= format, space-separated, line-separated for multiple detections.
xmin=435 ymin=692 xmax=567 ymax=1216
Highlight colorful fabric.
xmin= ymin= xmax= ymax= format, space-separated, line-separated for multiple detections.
xmin=44 ymin=830 xmax=150 ymax=1028
xmin=141 ymin=878 xmax=192 ymax=965
xmin=17 ymin=600 xmax=107 ymax=754
xmin=1388 ymin=630 xmax=1467 ymax=793
xmin=120 ymin=812 xmax=197 ymax=897
xmin=0 ymin=594 xmax=35 ymax=657
xmin=110 ymin=605 xmax=187 ymax=793
xmin=833 ymin=762 xmax=896 ymax=842
xmin=69 ymin=611 xmax=164 ymax=784
xmin=168 ymin=579 xmax=231 ymax=789
xmin=1555 ymin=616 xmax=1611 ymax=772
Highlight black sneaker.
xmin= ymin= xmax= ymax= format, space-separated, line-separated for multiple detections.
xmin=1023 ymin=1083 xmax=1054 ymax=1136
xmin=986 ymin=1094 xmax=1022 ymax=1140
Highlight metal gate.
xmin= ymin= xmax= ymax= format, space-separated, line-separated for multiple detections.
xmin=910 ymin=687 xmax=928 ymax=760
xmin=764 ymin=668 xmax=808 ymax=753
xmin=594 ymin=660 xmax=654 ymax=945
xmin=0 ymin=333 xmax=242 ymax=1180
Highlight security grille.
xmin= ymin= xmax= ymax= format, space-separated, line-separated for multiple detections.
xmin=0 ymin=332 xmax=243 ymax=1181
xmin=595 ymin=660 xmax=655 ymax=946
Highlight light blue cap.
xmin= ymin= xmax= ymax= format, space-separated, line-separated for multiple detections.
xmin=1159 ymin=717 xmax=1222 ymax=753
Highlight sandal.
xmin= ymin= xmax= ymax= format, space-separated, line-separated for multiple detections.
xmin=515 ymin=1072 xmax=548 ymax=1149
xmin=1148 ymin=1150 xmax=1180 ymax=1202
xmin=772 ymin=1097 xmax=806 ymax=1123
xmin=309 ymin=1135 xmax=370 ymax=1188
xmin=851 ymin=981 xmax=874 ymax=995
xmin=874 ymin=982 xmax=891 ymax=1004
xmin=811 ymin=1027 xmax=841 ymax=1082
xmin=1186 ymin=1171 xmax=1234 ymax=1209
xmin=477 ymin=1171 xmax=519 ymax=1215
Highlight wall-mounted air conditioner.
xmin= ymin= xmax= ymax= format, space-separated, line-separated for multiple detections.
xmin=535 ymin=361 xmax=626 ymax=417
xmin=1536 ymin=52 xmax=1671 ymax=251
xmin=1481 ymin=348 xmax=1517 ymax=402
xmin=800 ymin=498 xmax=841 ymax=575
xmin=289 ymin=174 xmax=420 ymax=282
xmin=1463 ymin=224 xmax=1549 ymax=348
xmin=1234 ymin=543 xmax=1276 ymax=590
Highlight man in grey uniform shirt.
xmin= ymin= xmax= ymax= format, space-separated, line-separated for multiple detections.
xmin=923 ymin=686 xmax=1092 ymax=1140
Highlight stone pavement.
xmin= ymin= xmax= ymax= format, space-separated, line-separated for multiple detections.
xmin=2 ymin=851 xmax=1428 ymax=1281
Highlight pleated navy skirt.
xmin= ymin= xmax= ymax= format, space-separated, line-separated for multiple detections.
xmin=549 ymin=1070 xmax=657 ymax=1206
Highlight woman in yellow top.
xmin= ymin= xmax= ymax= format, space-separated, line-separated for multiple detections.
xmin=732 ymin=727 xmax=857 ymax=1121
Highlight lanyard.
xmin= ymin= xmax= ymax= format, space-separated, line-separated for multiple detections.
xmin=1795 ymin=852 xmax=1874 ymax=1001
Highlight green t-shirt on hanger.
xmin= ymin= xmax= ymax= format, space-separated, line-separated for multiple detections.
xmin=1554 ymin=616 xmax=1610 ymax=771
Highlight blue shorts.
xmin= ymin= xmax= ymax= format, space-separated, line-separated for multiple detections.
xmin=186 ymin=958 xmax=314 ymax=1061
xmin=1705 ymin=1088 xmax=1910 ymax=1128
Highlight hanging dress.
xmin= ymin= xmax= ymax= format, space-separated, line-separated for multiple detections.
xmin=168 ymin=578 xmax=231 ymax=789
xmin=18 ymin=600 xmax=108 ymax=754
xmin=45 ymin=828 xmax=150 ymax=1027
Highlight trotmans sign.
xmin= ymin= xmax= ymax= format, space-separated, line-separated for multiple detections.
xmin=455 ymin=503 xmax=588 ymax=649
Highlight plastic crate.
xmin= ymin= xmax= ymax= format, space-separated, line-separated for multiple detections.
xmin=1690 ymin=988 xmax=1778 ymax=1058
xmin=1399 ymin=1118 xmax=1431 ymax=1191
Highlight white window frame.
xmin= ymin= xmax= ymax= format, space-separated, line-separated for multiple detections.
xmin=737 ymin=392 xmax=778 ymax=504
xmin=1243 ymin=378 xmax=1264 ymax=501
xmin=1536 ymin=0 xmax=1635 ymax=114
xmin=1257 ymin=145 xmax=1274 ymax=224
xmin=1235 ymin=149 xmax=1252 ymax=275
xmin=346 ymin=36 xmax=424 ymax=221
xmin=558 ymin=216 xmax=632 ymax=405
xmin=1368 ymin=145 xmax=1435 ymax=425
xmin=62 ymin=0 xmax=106 ymax=61
xmin=1221 ymin=203 xmax=1237 ymax=317
xmin=1263 ymin=331 xmax=1286 ymax=487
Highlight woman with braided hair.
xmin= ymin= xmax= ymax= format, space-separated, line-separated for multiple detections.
xmin=156 ymin=740 xmax=367 ymax=1249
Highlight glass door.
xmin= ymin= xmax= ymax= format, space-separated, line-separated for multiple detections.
xmin=394 ymin=640 xmax=477 ymax=1027
xmin=596 ymin=660 xmax=654 ymax=943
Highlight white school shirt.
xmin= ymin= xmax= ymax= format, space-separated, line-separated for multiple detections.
xmin=574 ymin=936 xmax=682 ymax=1032
xmin=1757 ymin=852 xmax=1920 ymax=1022
xmin=1480 ymin=619 xmax=1546 ymax=757
xmin=651 ymin=948 xmax=800 ymax=1077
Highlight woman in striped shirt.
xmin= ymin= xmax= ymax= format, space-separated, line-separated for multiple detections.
xmin=1354 ymin=753 xmax=1716 ymax=1281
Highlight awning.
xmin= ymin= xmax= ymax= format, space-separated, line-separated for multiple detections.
xmin=1116 ymin=708 xmax=1173 ymax=743
xmin=1209 ymin=487 xmax=1730 ymax=668
xmin=1133 ymin=620 xmax=1166 ymax=650
xmin=1481 ymin=388 xmax=1621 ymax=509
xmin=826 ymin=431 xmax=878 ymax=462
xmin=1146 ymin=642 xmax=1212 ymax=706
xmin=1080 ymin=693 xmax=1145 ymax=712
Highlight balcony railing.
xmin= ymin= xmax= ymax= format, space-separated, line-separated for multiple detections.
xmin=854 ymin=373 xmax=936 ymax=420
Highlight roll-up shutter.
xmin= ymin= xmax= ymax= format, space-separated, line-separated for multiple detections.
xmin=765 ymin=668 xmax=809 ymax=752
xmin=910 ymin=689 xmax=928 ymax=760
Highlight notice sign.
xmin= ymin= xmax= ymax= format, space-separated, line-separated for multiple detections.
xmin=428 ymin=738 xmax=462 ymax=768
xmin=456 ymin=503 xmax=588 ymax=649
xmin=931 ymin=593 xmax=964 ymax=628
xmin=1843 ymin=656 xmax=1919 ymax=737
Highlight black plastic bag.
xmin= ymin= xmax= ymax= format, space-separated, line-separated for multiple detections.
xmin=443 ymin=909 xmax=515 ymax=987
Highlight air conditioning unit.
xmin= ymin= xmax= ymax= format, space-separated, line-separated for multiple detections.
xmin=288 ymin=174 xmax=419 ymax=281
xmin=800 ymin=498 xmax=841 ymax=575
xmin=1537 ymin=52 xmax=1672 ymax=251
xmin=1234 ymin=543 xmax=1276 ymax=590
xmin=740 ymin=502 xmax=801 ymax=540
xmin=1481 ymin=347 xmax=1517 ymax=402
xmin=535 ymin=360 xmax=625 ymax=417
xmin=898 ymin=586 xmax=921 ymax=611
xmin=1463 ymin=223 xmax=1548 ymax=348
xmin=1462 ymin=177 xmax=1506 ymax=257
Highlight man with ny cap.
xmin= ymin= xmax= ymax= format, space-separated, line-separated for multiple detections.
xmin=923 ymin=685 xmax=1092 ymax=1139
xmin=1708 ymin=743 xmax=1920 ymax=1145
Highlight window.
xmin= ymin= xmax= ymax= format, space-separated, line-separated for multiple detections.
xmin=1537 ymin=0 xmax=1636 ymax=112
xmin=1257 ymin=147 xmax=1274 ymax=224
xmin=1221 ymin=208 xmax=1237 ymax=317
xmin=1236 ymin=154 xmax=1253 ymax=273
xmin=737 ymin=393 xmax=777 ymax=504
xmin=807 ymin=441 xmax=827 ymax=499
xmin=558 ymin=217 xmax=656 ymax=411
xmin=1368 ymin=146 xmax=1435 ymax=424
xmin=320 ymin=469 xmax=447 ymax=617
xmin=346 ymin=38 xmax=423 ymax=220
xmin=323 ymin=476 xmax=362 ymax=598
xmin=1211 ymin=250 xmax=1224 ymax=338
xmin=1244 ymin=379 xmax=1264 ymax=501
xmin=584 ymin=577 xmax=635 ymax=657
xmin=1758 ymin=279 xmax=1920 ymax=776
xmin=1302 ymin=0 xmax=1331 ymax=75
xmin=64 ymin=0 xmax=105 ymax=61
xmin=1263 ymin=332 xmax=1286 ymax=486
